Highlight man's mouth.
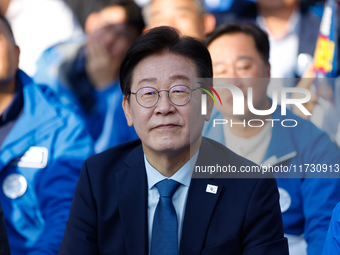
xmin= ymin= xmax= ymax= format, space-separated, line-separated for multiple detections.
xmin=154 ymin=124 xmax=180 ymax=129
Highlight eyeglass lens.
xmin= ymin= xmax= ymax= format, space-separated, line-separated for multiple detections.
xmin=136 ymin=85 xmax=191 ymax=107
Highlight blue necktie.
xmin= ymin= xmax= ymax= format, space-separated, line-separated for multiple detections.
xmin=151 ymin=179 xmax=180 ymax=255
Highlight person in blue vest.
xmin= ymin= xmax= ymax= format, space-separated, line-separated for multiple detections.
xmin=323 ymin=201 xmax=340 ymax=254
xmin=202 ymin=23 xmax=340 ymax=255
xmin=34 ymin=0 xmax=143 ymax=153
xmin=0 ymin=14 xmax=93 ymax=254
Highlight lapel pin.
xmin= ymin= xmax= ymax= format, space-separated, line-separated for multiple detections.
xmin=3 ymin=174 xmax=27 ymax=199
xmin=206 ymin=184 xmax=218 ymax=194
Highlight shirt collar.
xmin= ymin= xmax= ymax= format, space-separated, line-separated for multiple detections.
xmin=145 ymin=150 xmax=199 ymax=190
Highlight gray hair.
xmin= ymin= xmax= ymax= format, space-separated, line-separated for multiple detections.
xmin=142 ymin=0 xmax=206 ymax=26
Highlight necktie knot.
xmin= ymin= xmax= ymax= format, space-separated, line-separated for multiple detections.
xmin=155 ymin=179 xmax=180 ymax=198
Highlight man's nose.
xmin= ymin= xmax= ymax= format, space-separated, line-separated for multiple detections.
xmin=222 ymin=69 xmax=243 ymax=88
xmin=226 ymin=68 xmax=240 ymax=79
xmin=154 ymin=91 xmax=175 ymax=115
xmin=106 ymin=32 xmax=118 ymax=47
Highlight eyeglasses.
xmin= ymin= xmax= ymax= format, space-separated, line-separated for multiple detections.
xmin=130 ymin=85 xmax=200 ymax=108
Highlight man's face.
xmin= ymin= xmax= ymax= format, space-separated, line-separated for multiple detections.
xmin=88 ymin=23 xmax=138 ymax=60
xmin=90 ymin=6 xmax=128 ymax=29
xmin=208 ymin=33 xmax=270 ymax=119
xmin=86 ymin=6 xmax=138 ymax=62
xmin=0 ymin=20 xmax=19 ymax=86
xmin=147 ymin=0 xmax=206 ymax=39
xmin=123 ymin=53 xmax=211 ymax=155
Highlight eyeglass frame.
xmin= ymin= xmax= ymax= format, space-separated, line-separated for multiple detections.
xmin=128 ymin=85 xmax=201 ymax=108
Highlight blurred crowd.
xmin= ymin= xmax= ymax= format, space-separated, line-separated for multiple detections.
xmin=0 ymin=0 xmax=340 ymax=254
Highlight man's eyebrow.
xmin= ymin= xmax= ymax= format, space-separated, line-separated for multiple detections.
xmin=213 ymin=56 xmax=254 ymax=66
xmin=137 ymin=75 xmax=190 ymax=85
xmin=138 ymin=77 xmax=157 ymax=85
xmin=169 ymin=75 xmax=190 ymax=81
xmin=212 ymin=62 xmax=225 ymax=67
xmin=175 ymin=6 xmax=195 ymax=13
xmin=237 ymin=56 xmax=253 ymax=61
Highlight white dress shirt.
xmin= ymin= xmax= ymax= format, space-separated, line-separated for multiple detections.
xmin=257 ymin=10 xmax=302 ymax=101
xmin=144 ymin=151 xmax=199 ymax=253
xmin=257 ymin=10 xmax=301 ymax=79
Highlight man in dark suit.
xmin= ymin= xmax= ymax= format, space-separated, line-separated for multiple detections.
xmin=59 ymin=26 xmax=289 ymax=254
xmin=0 ymin=202 xmax=10 ymax=255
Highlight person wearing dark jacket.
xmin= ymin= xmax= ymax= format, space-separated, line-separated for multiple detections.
xmin=0 ymin=202 xmax=11 ymax=255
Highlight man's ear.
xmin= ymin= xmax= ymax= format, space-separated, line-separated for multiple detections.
xmin=14 ymin=45 xmax=20 ymax=68
xmin=203 ymin=13 xmax=216 ymax=36
xmin=122 ymin=96 xmax=134 ymax=127
xmin=85 ymin=12 xmax=99 ymax=34
xmin=204 ymin=96 xmax=214 ymax=121
xmin=142 ymin=26 xmax=150 ymax=33
xmin=266 ymin=63 xmax=271 ymax=78
xmin=263 ymin=63 xmax=271 ymax=90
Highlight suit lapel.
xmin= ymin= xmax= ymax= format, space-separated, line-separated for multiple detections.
xmin=115 ymin=138 xmax=227 ymax=254
xmin=180 ymin=138 xmax=224 ymax=254
xmin=180 ymin=178 xmax=222 ymax=255
xmin=116 ymin=145 xmax=148 ymax=255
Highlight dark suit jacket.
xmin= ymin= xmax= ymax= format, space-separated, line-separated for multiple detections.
xmin=59 ymin=138 xmax=288 ymax=255
xmin=0 ymin=202 xmax=11 ymax=255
